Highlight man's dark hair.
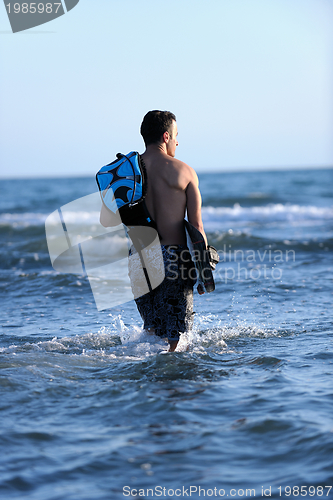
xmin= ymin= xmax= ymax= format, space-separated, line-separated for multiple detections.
xmin=140 ymin=110 xmax=176 ymax=146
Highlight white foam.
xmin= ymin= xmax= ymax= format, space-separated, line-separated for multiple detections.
xmin=202 ymin=204 xmax=333 ymax=228
xmin=1 ymin=312 xmax=281 ymax=362
xmin=0 ymin=210 xmax=106 ymax=229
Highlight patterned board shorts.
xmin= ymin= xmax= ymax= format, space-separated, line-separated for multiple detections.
xmin=130 ymin=245 xmax=195 ymax=342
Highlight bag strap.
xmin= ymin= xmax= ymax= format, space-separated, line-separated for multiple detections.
xmin=119 ymin=152 xmax=138 ymax=207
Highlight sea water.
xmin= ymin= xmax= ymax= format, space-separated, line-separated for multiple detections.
xmin=0 ymin=169 xmax=332 ymax=500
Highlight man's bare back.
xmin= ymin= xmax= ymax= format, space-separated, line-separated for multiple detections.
xmin=142 ymin=151 xmax=189 ymax=245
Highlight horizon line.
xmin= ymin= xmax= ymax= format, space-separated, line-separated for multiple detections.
xmin=0 ymin=164 xmax=332 ymax=181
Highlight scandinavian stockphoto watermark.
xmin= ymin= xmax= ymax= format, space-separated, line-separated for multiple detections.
xmin=215 ymin=244 xmax=295 ymax=284
xmin=162 ymin=245 xmax=294 ymax=284
xmin=3 ymin=0 xmax=79 ymax=33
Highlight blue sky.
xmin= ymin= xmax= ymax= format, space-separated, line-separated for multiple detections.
xmin=0 ymin=0 xmax=332 ymax=177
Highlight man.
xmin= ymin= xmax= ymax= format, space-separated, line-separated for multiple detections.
xmin=101 ymin=110 xmax=207 ymax=352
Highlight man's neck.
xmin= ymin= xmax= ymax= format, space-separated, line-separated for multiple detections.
xmin=143 ymin=143 xmax=168 ymax=156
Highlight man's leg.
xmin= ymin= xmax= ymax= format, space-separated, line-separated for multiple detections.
xmin=149 ymin=328 xmax=178 ymax=352
xmin=168 ymin=340 xmax=178 ymax=352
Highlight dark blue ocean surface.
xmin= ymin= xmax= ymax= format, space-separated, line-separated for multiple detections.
xmin=0 ymin=169 xmax=332 ymax=500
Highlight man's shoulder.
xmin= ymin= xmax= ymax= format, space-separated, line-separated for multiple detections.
xmin=171 ymin=157 xmax=196 ymax=179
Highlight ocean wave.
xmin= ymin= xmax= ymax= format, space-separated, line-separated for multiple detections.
xmin=1 ymin=229 xmax=331 ymax=269
xmin=203 ymin=194 xmax=280 ymax=208
xmin=1 ymin=205 xmax=332 ymax=265
xmin=0 ymin=211 xmax=103 ymax=228
xmin=208 ymin=233 xmax=333 ymax=251
xmin=0 ymin=212 xmax=48 ymax=227
xmin=1 ymin=203 xmax=332 ymax=230
xmin=202 ymin=203 xmax=333 ymax=226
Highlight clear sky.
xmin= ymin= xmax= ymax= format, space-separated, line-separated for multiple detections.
xmin=0 ymin=0 xmax=332 ymax=177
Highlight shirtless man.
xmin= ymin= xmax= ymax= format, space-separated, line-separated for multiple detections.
xmin=101 ymin=110 xmax=207 ymax=352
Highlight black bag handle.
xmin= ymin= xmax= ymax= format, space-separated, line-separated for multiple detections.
xmin=121 ymin=152 xmax=138 ymax=207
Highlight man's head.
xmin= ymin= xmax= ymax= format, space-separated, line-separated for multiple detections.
xmin=140 ymin=110 xmax=178 ymax=157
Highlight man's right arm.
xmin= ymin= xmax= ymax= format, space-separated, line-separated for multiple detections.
xmin=185 ymin=169 xmax=207 ymax=246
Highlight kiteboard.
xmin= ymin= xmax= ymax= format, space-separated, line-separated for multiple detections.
xmin=184 ymin=220 xmax=219 ymax=293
